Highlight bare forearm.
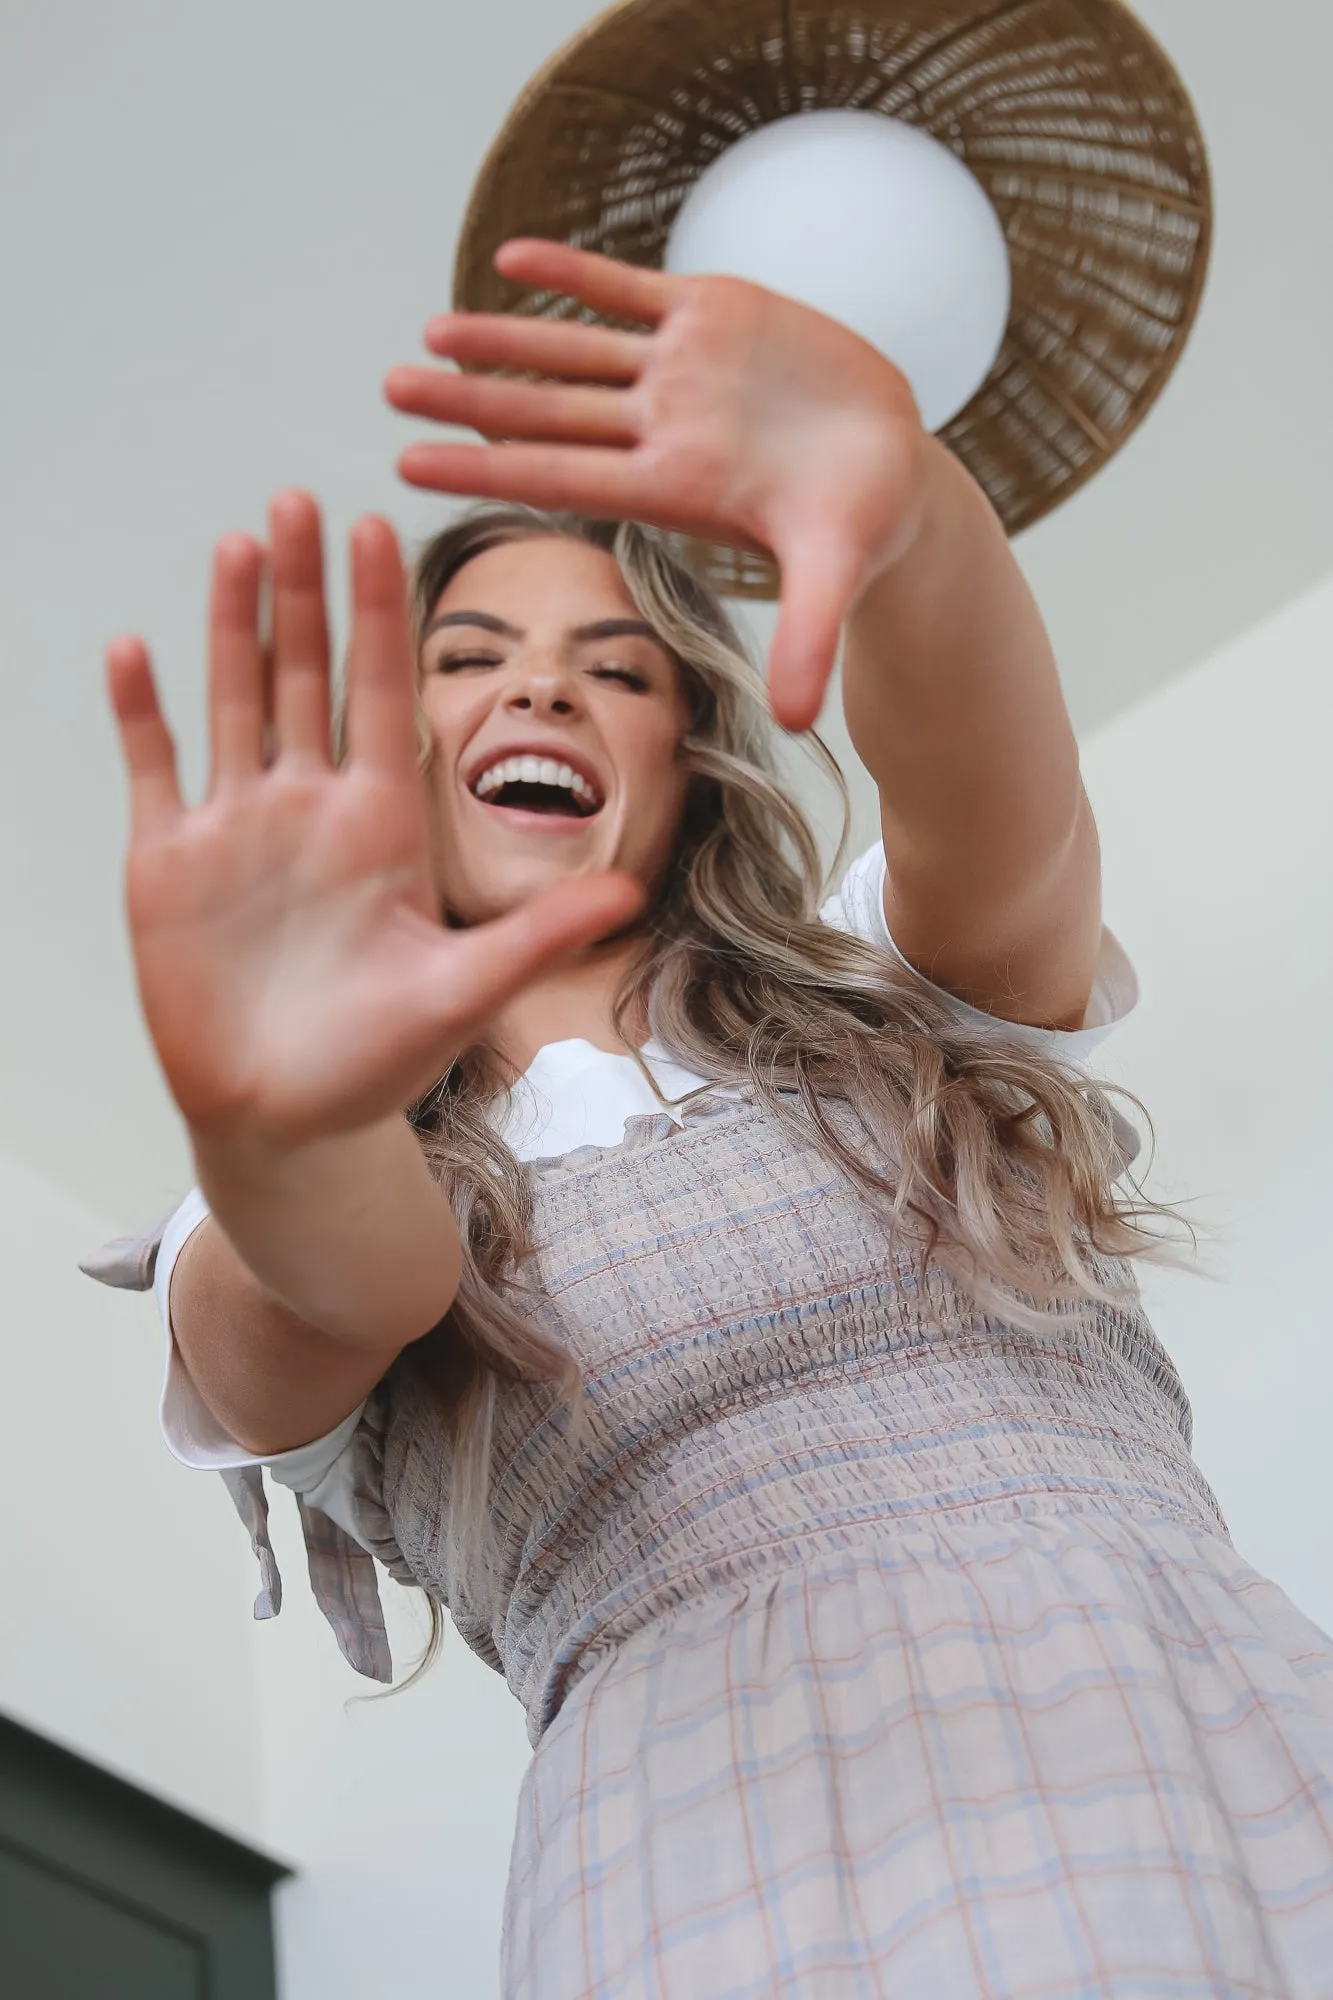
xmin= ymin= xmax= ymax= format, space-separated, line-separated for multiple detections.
xmin=842 ymin=438 xmax=1100 ymax=1023
xmin=171 ymin=1115 xmax=461 ymax=1454
xmin=191 ymin=1112 xmax=461 ymax=1344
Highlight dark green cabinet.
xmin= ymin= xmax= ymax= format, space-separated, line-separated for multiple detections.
xmin=0 ymin=1711 xmax=287 ymax=1999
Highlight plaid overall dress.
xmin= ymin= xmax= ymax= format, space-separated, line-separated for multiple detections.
xmin=91 ymin=1090 xmax=1333 ymax=1997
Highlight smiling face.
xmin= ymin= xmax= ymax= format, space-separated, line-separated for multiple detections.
xmin=418 ymin=534 xmax=696 ymax=926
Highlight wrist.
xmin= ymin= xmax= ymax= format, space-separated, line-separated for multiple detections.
xmin=849 ymin=433 xmax=995 ymax=615
xmin=189 ymin=1110 xmax=414 ymax=1202
xmin=191 ymin=1113 xmax=461 ymax=1347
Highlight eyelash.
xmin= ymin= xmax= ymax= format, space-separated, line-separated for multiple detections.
xmin=433 ymin=654 xmax=649 ymax=693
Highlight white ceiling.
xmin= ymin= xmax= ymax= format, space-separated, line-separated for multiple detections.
xmin=2 ymin=0 xmax=1330 ymax=1224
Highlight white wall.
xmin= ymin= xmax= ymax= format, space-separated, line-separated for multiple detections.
xmin=1082 ymin=571 xmax=1333 ymax=1636
xmin=0 ymin=1149 xmax=268 ymax=1846
xmin=251 ymin=1504 xmax=530 ymax=2000
xmin=0 ymin=1133 xmax=528 ymax=1981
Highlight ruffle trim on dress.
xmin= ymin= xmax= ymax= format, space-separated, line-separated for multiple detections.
xmin=525 ymin=1086 xmax=753 ymax=1182
xmin=523 ymin=1082 xmax=1142 ymax=1184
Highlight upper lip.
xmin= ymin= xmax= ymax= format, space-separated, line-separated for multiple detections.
xmin=462 ymin=739 xmax=606 ymax=811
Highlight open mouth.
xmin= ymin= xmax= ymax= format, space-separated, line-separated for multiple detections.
xmin=470 ymin=755 xmax=603 ymax=819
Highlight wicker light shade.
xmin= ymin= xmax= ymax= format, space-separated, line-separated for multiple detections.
xmin=454 ymin=0 xmax=1212 ymax=597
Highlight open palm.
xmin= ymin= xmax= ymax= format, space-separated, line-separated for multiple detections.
xmin=107 ymin=493 xmax=639 ymax=1151
xmin=384 ymin=240 xmax=927 ymax=733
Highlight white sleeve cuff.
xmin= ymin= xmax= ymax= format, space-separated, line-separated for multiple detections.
xmin=819 ymin=841 xmax=1138 ymax=1066
xmin=154 ymin=1185 xmax=367 ymax=1495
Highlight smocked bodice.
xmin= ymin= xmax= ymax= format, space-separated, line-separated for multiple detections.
xmin=357 ymin=1094 xmax=1224 ymax=1736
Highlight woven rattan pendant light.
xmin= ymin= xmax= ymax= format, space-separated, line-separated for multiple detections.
xmin=454 ymin=0 xmax=1212 ymax=597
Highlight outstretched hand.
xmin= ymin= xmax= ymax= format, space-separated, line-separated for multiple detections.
xmin=107 ymin=494 xmax=641 ymax=1151
xmin=384 ymin=240 xmax=928 ymax=733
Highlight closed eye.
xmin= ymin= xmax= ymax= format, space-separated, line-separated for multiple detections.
xmin=428 ymin=653 xmax=650 ymax=692
xmin=591 ymin=664 xmax=650 ymax=691
xmin=432 ymin=652 xmax=501 ymax=673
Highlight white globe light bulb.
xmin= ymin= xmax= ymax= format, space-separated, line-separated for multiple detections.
xmin=664 ymin=110 xmax=1012 ymax=433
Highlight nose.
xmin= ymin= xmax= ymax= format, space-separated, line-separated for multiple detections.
xmin=503 ymin=658 xmax=580 ymax=719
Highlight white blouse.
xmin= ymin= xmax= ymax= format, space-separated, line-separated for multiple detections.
xmin=153 ymin=842 xmax=1138 ymax=1526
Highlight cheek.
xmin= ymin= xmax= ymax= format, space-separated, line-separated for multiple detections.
xmin=419 ymin=688 xmax=457 ymax=769
xmin=420 ymin=661 xmax=491 ymax=738
xmin=418 ymin=691 xmax=481 ymax=832
xmin=626 ymin=763 xmax=693 ymax=873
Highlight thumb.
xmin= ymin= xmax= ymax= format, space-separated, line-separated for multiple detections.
xmin=765 ymin=535 xmax=866 ymax=733
xmin=436 ymin=870 xmax=645 ymax=1031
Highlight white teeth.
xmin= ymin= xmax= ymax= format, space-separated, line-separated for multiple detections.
xmin=470 ymin=755 xmax=601 ymax=809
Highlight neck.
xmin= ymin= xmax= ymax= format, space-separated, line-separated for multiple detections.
xmin=488 ymin=933 xmax=649 ymax=1075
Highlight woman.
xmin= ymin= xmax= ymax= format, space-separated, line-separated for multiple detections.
xmin=95 ymin=242 xmax=1333 ymax=1995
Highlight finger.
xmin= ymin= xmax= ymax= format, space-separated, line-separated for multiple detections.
xmin=342 ymin=514 xmax=419 ymax=780
xmin=206 ymin=533 xmax=267 ymax=789
xmin=384 ymin=365 xmax=637 ymax=448
xmin=268 ymin=490 xmax=332 ymax=767
xmin=440 ymin=872 xmax=646 ymax=1029
xmin=423 ymin=312 xmax=647 ymax=385
xmin=494 ymin=239 xmax=672 ymax=328
xmin=765 ymin=539 xmax=867 ymax=734
xmin=106 ymin=636 xmax=185 ymax=836
xmin=397 ymin=439 xmax=642 ymax=516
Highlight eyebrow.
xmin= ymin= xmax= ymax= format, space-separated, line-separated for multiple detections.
xmin=421 ymin=610 xmax=667 ymax=650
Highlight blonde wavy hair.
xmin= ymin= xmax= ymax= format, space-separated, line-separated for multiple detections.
xmin=388 ymin=503 xmax=1172 ymax=1653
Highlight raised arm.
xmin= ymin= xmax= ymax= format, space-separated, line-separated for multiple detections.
xmin=383 ymin=239 xmax=1098 ymax=1032
xmin=840 ymin=441 xmax=1099 ymax=1028
xmin=166 ymin=1117 xmax=462 ymax=1457
xmin=108 ymin=494 xmax=639 ymax=1455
